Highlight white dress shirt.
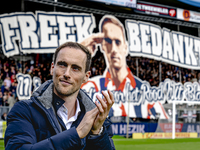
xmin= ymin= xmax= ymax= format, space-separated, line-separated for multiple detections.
xmin=57 ymin=99 xmax=81 ymax=129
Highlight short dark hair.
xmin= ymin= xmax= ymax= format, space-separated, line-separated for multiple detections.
xmin=100 ymin=16 xmax=126 ymax=43
xmin=53 ymin=42 xmax=92 ymax=72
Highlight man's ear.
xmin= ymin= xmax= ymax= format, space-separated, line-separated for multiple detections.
xmin=83 ymin=71 xmax=91 ymax=83
xmin=50 ymin=62 xmax=54 ymax=76
xmin=124 ymin=41 xmax=128 ymax=56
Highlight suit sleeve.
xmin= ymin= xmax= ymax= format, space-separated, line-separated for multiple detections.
xmin=4 ymin=101 xmax=84 ymax=150
xmin=85 ymin=119 xmax=116 ymax=150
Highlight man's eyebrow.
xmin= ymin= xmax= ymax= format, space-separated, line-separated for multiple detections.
xmin=56 ymin=61 xmax=82 ymax=70
xmin=57 ymin=61 xmax=67 ymax=65
xmin=72 ymin=64 xmax=82 ymax=70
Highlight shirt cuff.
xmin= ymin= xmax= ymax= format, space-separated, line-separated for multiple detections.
xmin=90 ymin=126 xmax=104 ymax=136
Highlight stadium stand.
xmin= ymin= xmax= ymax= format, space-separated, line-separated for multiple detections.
xmin=1 ymin=50 xmax=200 ymax=120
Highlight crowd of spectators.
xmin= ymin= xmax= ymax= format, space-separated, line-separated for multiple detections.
xmin=0 ymin=54 xmax=52 ymax=112
xmin=126 ymin=55 xmax=200 ymax=86
xmin=1 ymin=52 xmax=200 ymax=116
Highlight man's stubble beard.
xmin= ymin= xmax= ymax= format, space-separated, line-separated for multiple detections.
xmin=54 ymin=83 xmax=79 ymax=97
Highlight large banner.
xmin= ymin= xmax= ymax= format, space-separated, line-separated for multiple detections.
xmin=5 ymin=11 xmax=200 ymax=119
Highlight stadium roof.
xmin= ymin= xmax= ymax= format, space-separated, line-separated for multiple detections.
xmin=1 ymin=0 xmax=200 ymax=31
xmin=2 ymin=0 xmax=200 ymax=14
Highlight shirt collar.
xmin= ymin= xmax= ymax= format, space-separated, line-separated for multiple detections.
xmin=74 ymin=98 xmax=81 ymax=117
xmin=58 ymin=98 xmax=81 ymax=116
xmin=53 ymin=92 xmax=81 ymax=115
xmin=53 ymin=93 xmax=65 ymax=112
xmin=57 ymin=98 xmax=81 ymax=129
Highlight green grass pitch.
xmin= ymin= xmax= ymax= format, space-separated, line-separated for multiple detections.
xmin=0 ymin=140 xmax=4 ymax=150
xmin=113 ymin=135 xmax=200 ymax=150
xmin=0 ymin=136 xmax=200 ymax=150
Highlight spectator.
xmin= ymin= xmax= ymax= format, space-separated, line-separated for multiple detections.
xmin=10 ymin=74 xmax=16 ymax=83
xmin=0 ymin=74 xmax=3 ymax=88
xmin=0 ymin=92 xmax=3 ymax=106
xmin=2 ymin=67 xmax=9 ymax=80
xmin=198 ymin=72 xmax=200 ymax=84
xmin=7 ymin=93 xmax=16 ymax=111
xmin=17 ymin=60 xmax=22 ymax=70
xmin=4 ymin=77 xmax=11 ymax=89
xmin=1 ymin=81 xmax=8 ymax=95
xmin=23 ymin=65 xmax=30 ymax=74
xmin=0 ymin=60 xmax=2 ymax=73
xmin=10 ymin=66 xmax=16 ymax=76
xmin=1 ymin=112 xmax=7 ymax=121
xmin=2 ymin=91 xmax=8 ymax=106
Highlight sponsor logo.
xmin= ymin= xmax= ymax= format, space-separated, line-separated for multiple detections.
xmin=137 ymin=3 xmax=168 ymax=15
xmin=159 ymin=123 xmax=183 ymax=132
xmin=183 ymin=10 xmax=190 ymax=21
xmin=169 ymin=9 xmax=176 ymax=17
xmin=112 ymin=123 xmax=146 ymax=135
